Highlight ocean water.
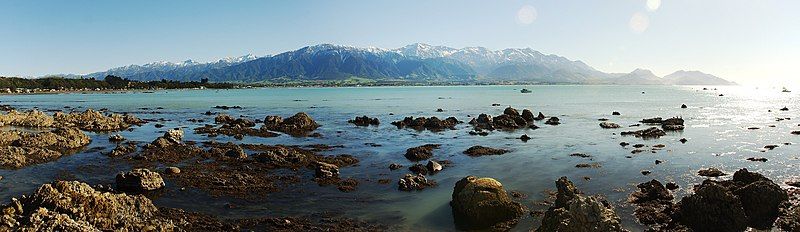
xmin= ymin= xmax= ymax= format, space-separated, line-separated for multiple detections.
xmin=0 ymin=85 xmax=798 ymax=231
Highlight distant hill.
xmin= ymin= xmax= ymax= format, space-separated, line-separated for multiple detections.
xmin=74 ymin=43 xmax=735 ymax=85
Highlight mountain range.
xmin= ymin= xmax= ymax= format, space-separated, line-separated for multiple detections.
xmin=81 ymin=43 xmax=735 ymax=85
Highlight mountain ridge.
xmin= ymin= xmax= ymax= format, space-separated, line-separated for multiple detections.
xmin=78 ymin=44 xmax=735 ymax=85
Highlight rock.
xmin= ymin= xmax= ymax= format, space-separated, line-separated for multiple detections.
xmin=314 ymin=161 xmax=339 ymax=179
xmin=678 ymin=181 xmax=748 ymax=232
xmin=0 ymin=110 xmax=54 ymax=127
xmin=538 ymin=177 xmax=626 ymax=232
xmin=666 ymin=182 xmax=679 ymax=190
xmin=781 ymin=106 xmax=789 ymax=111
xmin=599 ymin=122 xmax=621 ymax=129
xmin=698 ymin=168 xmax=726 ymax=177
xmin=519 ymin=134 xmax=531 ymax=141
xmin=436 ymin=108 xmax=444 ymax=112
xmin=115 ymin=168 xmax=165 ymax=192
xmin=630 ymin=180 xmax=674 ymax=204
xmin=398 ymin=174 xmax=436 ymax=191
xmin=0 ymin=181 xmax=173 ymax=231
xmin=640 ymin=117 xmax=663 ymax=124
xmin=214 ymin=114 xmax=235 ymax=124
xmin=107 ymin=143 xmax=136 ymax=157
xmin=348 ymin=115 xmax=380 ymax=126
xmin=641 ymin=170 xmax=652 ymax=175
xmin=108 ymin=134 xmax=125 ymax=142
xmin=747 ymin=157 xmax=768 ymax=162
xmin=503 ymin=107 xmax=519 ymax=116
xmin=224 ymin=146 xmax=247 ymax=159
xmin=575 ymin=163 xmax=601 ymax=168
xmin=463 ymin=145 xmax=509 ymax=157
xmin=388 ymin=163 xmax=402 ymax=170
xmin=263 ymin=112 xmax=320 ymax=136
xmin=619 ymin=142 xmax=630 ymax=147
xmin=612 ymin=111 xmax=621 ymax=116
xmin=53 ymin=109 xmax=144 ymax=132
xmin=734 ymin=178 xmax=788 ymax=228
xmin=521 ymin=109 xmax=534 ymax=121
xmin=391 ymin=116 xmax=461 ymax=131
xmin=545 ymin=117 xmax=560 ymax=125
xmin=765 ymin=144 xmax=779 ymax=150
xmin=681 ymin=104 xmax=687 ymax=108
xmin=164 ymin=128 xmax=184 ymax=144
xmin=534 ymin=112 xmax=546 ymax=120
xmin=0 ymin=146 xmax=62 ymax=169
xmin=426 ymin=160 xmax=442 ymax=173
xmin=679 ymin=138 xmax=688 ymax=143
xmin=165 ymin=167 xmax=181 ymax=174
xmin=404 ymin=144 xmax=441 ymax=161
xmin=450 ymin=176 xmax=525 ymax=230
xmin=408 ymin=164 xmax=428 ymax=175
xmin=621 ymin=127 xmax=666 ymax=139
xmin=570 ymin=153 xmax=592 ymax=158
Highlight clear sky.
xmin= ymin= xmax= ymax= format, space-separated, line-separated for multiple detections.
xmin=1 ymin=0 xmax=798 ymax=85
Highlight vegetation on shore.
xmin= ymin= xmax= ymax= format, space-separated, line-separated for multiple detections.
xmin=0 ymin=75 xmax=237 ymax=93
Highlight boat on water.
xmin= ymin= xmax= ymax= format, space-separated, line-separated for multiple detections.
xmin=520 ymin=88 xmax=532 ymax=93
xmin=782 ymin=87 xmax=791 ymax=93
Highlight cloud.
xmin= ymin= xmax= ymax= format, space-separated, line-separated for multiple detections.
xmin=517 ymin=5 xmax=538 ymax=25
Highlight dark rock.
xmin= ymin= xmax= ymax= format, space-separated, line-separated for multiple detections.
xmin=263 ymin=112 xmax=320 ymax=136
xmin=747 ymin=157 xmax=768 ymax=162
xmin=612 ymin=111 xmax=621 ymax=115
xmin=521 ymin=109 xmax=534 ymax=121
xmin=519 ymin=134 xmax=531 ymax=141
xmin=463 ymin=146 xmax=509 ymax=157
xmin=426 ymin=160 xmax=443 ymax=173
xmin=681 ymin=104 xmax=687 ymax=108
xmin=388 ymin=163 xmax=402 ymax=170
xmin=404 ymin=144 xmax=441 ymax=161
xmin=698 ymin=168 xmax=726 ymax=177
xmin=545 ymin=117 xmax=560 ymax=125
xmin=348 ymin=115 xmax=380 ymax=126
xmin=621 ymin=127 xmax=666 ymax=139
xmin=503 ymin=107 xmax=519 ymax=116
xmin=538 ymin=177 xmax=625 ymax=231
xmin=398 ymin=174 xmax=436 ymax=191
xmin=678 ymin=181 xmax=748 ymax=232
xmin=599 ymin=122 xmax=621 ymax=129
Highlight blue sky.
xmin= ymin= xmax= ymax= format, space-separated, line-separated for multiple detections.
xmin=1 ymin=0 xmax=798 ymax=85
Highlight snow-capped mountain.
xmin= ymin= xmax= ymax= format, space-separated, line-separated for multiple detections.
xmin=79 ymin=43 xmax=734 ymax=85
xmin=84 ymin=54 xmax=258 ymax=81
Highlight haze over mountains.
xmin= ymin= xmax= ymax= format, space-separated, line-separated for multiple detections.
xmin=83 ymin=43 xmax=735 ymax=85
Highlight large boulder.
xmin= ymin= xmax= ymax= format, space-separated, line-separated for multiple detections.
xmin=0 ymin=181 xmax=173 ymax=231
xmin=538 ymin=177 xmax=626 ymax=232
xmin=451 ymin=176 xmax=525 ymax=230
xmin=503 ymin=107 xmax=519 ymax=116
xmin=677 ymin=181 xmax=748 ymax=232
xmin=263 ymin=112 xmax=320 ymax=136
xmin=463 ymin=146 xmax=509 ymax=157
xmin=521 ymin=109 xmax=534 ymax=121
xmin=116 ymin=168 xmax=165 ymax=192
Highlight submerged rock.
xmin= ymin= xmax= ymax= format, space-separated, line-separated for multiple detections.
xmin=538 ymin=177 xmax=626 ymax=232
xmin=545 ymin=117 xmax=561 ymax=125
xmin=463 ymin=145 xmax=509 ymax=157
xmin=115 ymin=168 xmax=165 ymax=192
xmin=450 ymin=176 xmax=525 ymax=230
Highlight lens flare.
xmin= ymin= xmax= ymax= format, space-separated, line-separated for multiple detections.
xmin=629 ymin=12 xmax=649 ymax=33
xmin=517 ymin=5 xmax=538 ymax=25
xmin=646 ymin=0 xmax=661 ymax=11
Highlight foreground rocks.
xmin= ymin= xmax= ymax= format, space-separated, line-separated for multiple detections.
xmin=0 ymin=127 xmax=91 ymax=169
xmin=54 ymin=109 xmax=145 ymax=132
xmin=630 ymin=169 xmax=790 ymax=232
xmin=538 ymin=177 xmax=626 ymax=232
xmin=391 ymin=116 xmax=461 ymax=131
xmin=116 ymin=168 xmax=165 ymax=192
xmin=450 ymin=176 xmax=525 ymax=230
xmin=0 ymin=181 xmax=387 ymax=231
xmin=263 ymin=112 xmax=320 ymax=136
xmin=0 ymin=181 xmax=174 ymax=231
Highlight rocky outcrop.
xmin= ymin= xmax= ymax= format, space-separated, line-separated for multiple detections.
xmin=0 ymin=128 xmax=91 ymax=169
xmin=0 ymin=181 xmax=174 ymax=231
xmin=391 ymin=116 xmax=461 ymax=131
xmin=263 ymin=112 xmax=320 ymax=136
xmin=398 ymin=173 xmax=436 ymax=191
xmin=116 ymin=168 xmax=165 ymax=192
xmin=621 ymin=127 xmax=666 ymax=139
xmin=469 ymin=107 xmax=544 ymax=131
xmin=53 ymin=109 xmax=144 ymax=132
xmin=545 ymin=117 xmax=561 ymax=125
xmin=196 ymin=114 xmax=278 ymax=139
xmin=0 ymin=110 xmax=55 ymax=127
xmin=348 ymin=115 xmax=379 ymax=126
xmin=599 ymin=122 xmax=621 ymax=129
xmin=629 ymin=180 xmax=676 ymax=227
xmin=404 ymin=144 xmax=440 ymax=161
xmin=538 ymin=177 xmax=626 ymax=232
xmin=450 ymin=176 xmax=525 ymax=230
xmin=463 ymin=146 xmax=509 ymax=157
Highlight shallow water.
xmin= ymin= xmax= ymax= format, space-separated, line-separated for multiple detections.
xmin=1 ymin=85 xmax=798 ymax=231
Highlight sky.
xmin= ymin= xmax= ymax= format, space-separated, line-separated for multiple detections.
xmin=1 ymin=0 xmax=798 ymax=85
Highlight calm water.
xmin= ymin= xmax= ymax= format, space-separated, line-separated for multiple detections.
xmin=1 ymin=85 xmax=798 ymax=231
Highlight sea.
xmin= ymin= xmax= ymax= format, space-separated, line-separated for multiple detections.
xmin=0 ymin=85 xmax=797 ymax=231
